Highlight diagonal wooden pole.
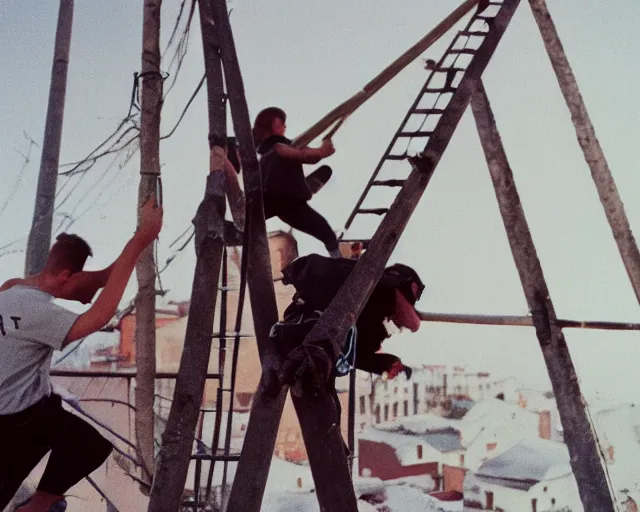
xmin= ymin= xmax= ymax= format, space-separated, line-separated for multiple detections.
xmin=470 ymin=81 xmax=614 ymax=512
xmin=285 ymin=2 xmax=520 ymax=510
xmin=529 ymin=0 xmax=640 ymax=305
xmin=207 ymin=2 xmax=287 ymax=512
xmin=228 ymin=1 xmax=520 ymax=510
xmin=300 ymin=0 xmax=521 ymax=358
xmin=291 ymin=0 xmax=481 ymax=147
xmin=146 ymin=1 xmax=228 ymax=509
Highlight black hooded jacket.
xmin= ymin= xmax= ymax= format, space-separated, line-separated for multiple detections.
xmin=256 ymin=135 xmax=312 ymax=202
xmin=280 ymin=254 xmax=424 ymax=375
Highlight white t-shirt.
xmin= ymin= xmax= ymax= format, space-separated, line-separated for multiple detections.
xmin=0 ymin=285 xmax=79 ymax=414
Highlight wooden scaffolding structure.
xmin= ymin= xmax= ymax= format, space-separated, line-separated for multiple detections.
xmin=145 ymin=0 xmax=639 ymax=511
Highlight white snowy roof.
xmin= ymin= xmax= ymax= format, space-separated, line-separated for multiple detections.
xmin=474 ymin=438 xmax=571 ymax=490
xmin=360 ymin=425 xmax=462 ymax=465
xmin=378 ymin=413 xmax=459 ymax=434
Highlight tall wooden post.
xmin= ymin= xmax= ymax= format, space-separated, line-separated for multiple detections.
xmin=470 ymin=81 xmax=614 ymax=512
xmin=147 ymin=175 xmax=226 ymax=512
xmin=529 ymin=0 xmax=640 ymax=304
xmin=135 ymin=0 xmax=162 ymax=482
xmin=146 ymin=1 xmax=229 ymax=510
xmin=24 ymin=0 xmax=74 ymax=277
xmin=208 ymin=1 xmax=286 ymax=511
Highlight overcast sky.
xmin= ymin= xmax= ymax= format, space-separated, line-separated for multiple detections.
xmin=1 ymin=0 xmax=639 ymax=406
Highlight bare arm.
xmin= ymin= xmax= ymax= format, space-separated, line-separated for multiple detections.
xmin=274 ymin=138 xmax=335 ymax=164
xmin=58 ymin=263 xmax=115 ymax=304
xmin=63 ymin=200 xmax=162 ymax=346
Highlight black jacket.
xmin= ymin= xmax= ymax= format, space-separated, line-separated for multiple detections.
xmin=280 ymin=254 xmax=424 ymax=375
xmin=257 ymin=135 xmax=312 ymax=202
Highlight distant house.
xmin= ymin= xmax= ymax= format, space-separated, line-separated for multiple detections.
xmin=459 ymin=399 xmax=548 ymax=471
xmin=358 ymin=423 xmax=463 ymax=487
xmin=463 ymin=438 xmax=582 ymax=512
xmin=367 ymin=366 xmax=517 ymax=425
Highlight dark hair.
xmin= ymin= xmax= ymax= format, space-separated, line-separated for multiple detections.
xmin=45 ymin=233 xmax=93 ymax=274
xmin=252 ymin=107 xmax=286 ymax=146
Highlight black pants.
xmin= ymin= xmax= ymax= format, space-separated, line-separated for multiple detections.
xmin=0 ymin=394 xmax=113 ymax=508
xmin=263 ymin=195 xmax=339 ymax=252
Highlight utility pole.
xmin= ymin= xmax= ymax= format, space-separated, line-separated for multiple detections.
xmin=136 ymin=0 xmax=163 ymax=484
xmin=24 ymin=0 xmax=74 ymax=277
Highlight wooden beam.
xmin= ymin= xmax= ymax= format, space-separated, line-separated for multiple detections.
xmin=147 ymin=176 xmax=226 ymax=512
xmin=24 ymin=0 xmax=74 ymax=277
xmin=135 ymin=0 xmax=163 ymax=482
xmin=418 ymin=311 xmax=640 ymax=331
xmin=529 ymin=0 xmax=640 ymax=306
xmin=291 ymin=0 xmax=481 ymax=148
xmin=146 ymin=0 xmax=228 ymax=507
xmin=207 ymin=2 xmax=288 ymax=511
xmin=470 ymin=81 xmax=614 ymax=512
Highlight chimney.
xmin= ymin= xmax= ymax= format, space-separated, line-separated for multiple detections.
xmin=538 ymin=410 xmax=551 ymax=440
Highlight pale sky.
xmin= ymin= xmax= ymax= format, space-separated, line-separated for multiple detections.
xmin=1 ymin=0 xmax=640 ymax=407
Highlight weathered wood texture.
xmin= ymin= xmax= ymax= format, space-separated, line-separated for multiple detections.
xmin=471 ymin=81 xmax=614 ymax=512
xmin=418 ymin=311 xmax=640 ymax=331
xmin=147 ymin=1 xmax=228 ymax=509
xmin=25 ymin=0 xmax=74 ymax=277
xmin=528 ymin=0 xmax=640 ymax=305
xmin=147 ymin=174 xmax=226 ymax=512
xmin=135 ymin=0 xmax=163 ymax=482
xmin=208 ymin=2 xmax=286 ymax=511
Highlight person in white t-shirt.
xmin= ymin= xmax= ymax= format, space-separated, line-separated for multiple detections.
xmin=0 ymin=197 xmax=162 ymax=512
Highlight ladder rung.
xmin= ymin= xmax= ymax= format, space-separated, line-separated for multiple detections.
xmin=430 ymin=67 xmax=465 ymax=74
xmin=386 ymin=153 xmax=408 ymax=161
xmin=460 ymin=30 xmax=489 ymax=37
xmin=423 ymin=87 xmax=455 ymax=94
xmin=448 ymin=48 xmax=477 ymax=55
xmin=411 ymin=108 xmax=446 ymax=115
xmin=372 ymin=179 xmax=405 ymax=187
xmin=356 ymin=208 xmax=388 ymax=216
xmin=397 ymin=131 xmax=434 ymax=138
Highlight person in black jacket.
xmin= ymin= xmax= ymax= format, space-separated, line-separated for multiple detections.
xmin=252 ymin=107 xmax=342 ymax=258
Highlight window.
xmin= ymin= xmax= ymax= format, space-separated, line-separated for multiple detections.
xmin=414 ymin=399 xmax=419 ymax=415
xmin=359 ymin=396 xmax=366 ymax=415
xmin=460 ymin=454 xmax=465 ymax=466
xmin=531 ymin=498 xmax=537 ymax=512
xmin=375 ymin=405 xmax=381 ymax=424
xmin=417 ymin=445 xmax=423 ymax=459
xmin=403 ymin=400 xmax=409 ymax=417
xmin=392 ymin=403 xmax=398 ymax=418
xmin=384 ymin=405 xmax=389 ymax=422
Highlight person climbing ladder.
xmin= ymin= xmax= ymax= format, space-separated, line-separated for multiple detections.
xmin=252 ymin=107 xmax=342 ymax=258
